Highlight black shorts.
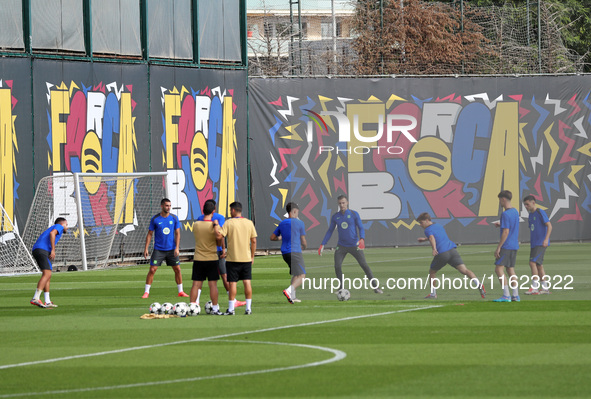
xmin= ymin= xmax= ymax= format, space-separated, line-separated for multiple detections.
xmin=33 ymin=248 xmax=52 ymax=271
xmin=192 ymin=260 xmax=220 ymax=281
xmin=226 ymin=261 xmax=252 ymax=282
xmin=282 ymin=253 xmax=306 ymax=276
xmin=430 ymin=248 xmax=464 ymax=271
xmin=150 ymin=249 xmax=180 ymax=266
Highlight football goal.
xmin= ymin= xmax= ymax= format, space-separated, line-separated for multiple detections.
xmin=21 ymin=172 xmax=168 ymax=271
xmin=0 ymin=201 xmax=39 ymax=275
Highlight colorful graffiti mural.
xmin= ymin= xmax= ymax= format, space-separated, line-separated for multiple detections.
xmin=159 ymin=85 xmax=239 ymax=229
xmin=251 ymin=78 xmax=591 ymax=248
xmin=45 ymin=80 xmax=138 ymax=231
xmin=0 ymin=79 xmax=20 ymax=232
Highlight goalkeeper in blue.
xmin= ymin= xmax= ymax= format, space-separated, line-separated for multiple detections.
xmin=30 ymin=217 xmax=68 ymax=308
xmin=318 ymin=195 xmax=382 ymax=294
xmin=416 ymin=212 xmax=485 ymax=299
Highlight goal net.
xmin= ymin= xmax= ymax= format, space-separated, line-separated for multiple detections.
xmin=21 ymin=172 xmax=168 ymax=271
xmin=0 ymin=202 xmax=39 ymax=275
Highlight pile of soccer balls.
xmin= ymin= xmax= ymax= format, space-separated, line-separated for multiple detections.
xmin=149 ymin=302 xmax=200 ymax=317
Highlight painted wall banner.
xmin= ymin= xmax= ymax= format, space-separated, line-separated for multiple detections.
xmin=149 ymin=67 xmax=248 ymax=248
xmin=249 ymin=77 xmax=591 ymax=249
xmin=32 ymin=60 xmax=151 ymax=252
xmin=0 ymin=58 xmax=34 ymax=237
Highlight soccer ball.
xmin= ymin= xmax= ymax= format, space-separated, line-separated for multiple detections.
xmin=161 ymin=302 xmax=174 ymax=315
xmin=149 ymin=302 xmax=162 ymax=314
xmin=174 ymin=302 xmax=188 ymax=317
xmin=204 ymin=300 xmax=213 ymax=314
xmin=187 ymin=302 xmax=201 ymax=316
xmin=337 ymin=289 xmax=351 ymax=301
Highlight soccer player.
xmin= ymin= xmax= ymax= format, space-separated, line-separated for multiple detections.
xmin=214 ymin=201 xmax=257 ymax=315
xmin=142 ymin=198 xmax=188 ymax=299
xmin=416 ymin=212 xmax=485 ymax=299
xmin=197 ymin=199 xmax=245 ymax=308
xmin=493 ymin=190 xmax=520 ymax=302
xmin=190 ymin=200 xmax=224 ymax=315
xmin=30 ymin=218 xmax=68 ymax=308
xmin=318 ymin=195 xmax=382 ymax=294
xmin=523 ymin=195 xmax=552 ymax=295
xmin=270 ymin=202 xmax=307 ymax=304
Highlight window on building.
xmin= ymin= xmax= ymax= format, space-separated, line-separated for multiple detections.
xmin=0 ymin=0 xmax=24 ymax=49
xmin=148 ymin=0 xmax=192 ymax=59
xmin=321 ymin=22 xmax=332 ymax=39
xmin=93 ymin=0 xmax=141 ymax=56
xmin=301 ymin=22 xmax=308 ymax=40
xmin=199 ymin=0 xmax=241 ymax=62
xmin=32 ymin=0 xmax=84 ymax=52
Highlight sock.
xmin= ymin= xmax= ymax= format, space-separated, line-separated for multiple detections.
xmin=33 ymin=289 xmax=42 ymax=300
xmin=246 ymin=299 xmax=252 ymax=311
xmin=144 ymin=284 xmax=151 ymax=294
xmin=471 ymin=278 xmax=481 ymax=289
xmin=431 ymin=285 xmax=437 ymax=296
xmin=196 ymin=289 xmax=201 ymax=304
xmin=502 ymin=285 xmax=510 ymax=297
xmin=44 ymin=292 xmax=51 ymax=304
xmin=541 ymin=279 xmax=549 ymax=290
xmin=290 ymin=285 xmax=296 ymax=298
xmin=212 ymin=304 xmax=219 ymax=312
xmin=531 ymin=278 xmax=540 ymax=290
xmin=177 ymin=284 xmax=183 ymax=293
xmin=511 ymin=286 xmax=519 ymax=297
xmin=228 ymin=299 xmax=236 ymax=312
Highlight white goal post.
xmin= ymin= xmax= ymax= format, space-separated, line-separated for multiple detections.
xmin=0 ymin=201 xmax=40 ymax=275
xmin=22 ymin=172 xmax=168 ymax=271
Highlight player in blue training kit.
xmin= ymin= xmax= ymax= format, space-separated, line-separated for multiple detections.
xmin=197 ymin=199 xmax=245 ymax=308
xmin=416 ymin=213 xmax=485 ymax=299
xmin=318 ymin=195 xmax=382 ymax=294
xmin=493 ymin=190 xmax=520 ymax=302
xmin=271 ymin=202 xmax=307 ymax=304
xmin=142 ymin=198 xmax=188 ymax=298
xmin=523 ymin=195 xmax=553 ymax=295
xmin=30 ymin=217 xmax=68 ymax=308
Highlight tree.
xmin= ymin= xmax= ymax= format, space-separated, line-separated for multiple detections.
xmin=454 ymin=0 xmax=591 ymax=72
xmin=247 ymin=1 xmax=293 ymax=76
xmin=351 ymin=0 xmax=497 ymax=75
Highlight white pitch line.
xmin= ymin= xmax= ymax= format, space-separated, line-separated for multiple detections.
xmin=0 ymin=340 xmax=347 ymax=398
xmin=0 ymin=305 xmax=442 ymax=371
xmin=306 ymin=250 xmax=491 ymax=270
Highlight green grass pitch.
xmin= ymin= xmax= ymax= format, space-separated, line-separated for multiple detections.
xmin=0 ymin=243 xmax=589 ymax=398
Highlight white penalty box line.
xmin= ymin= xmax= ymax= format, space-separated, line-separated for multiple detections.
xmin=0 ymin=305 xmax=443 ymax=371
